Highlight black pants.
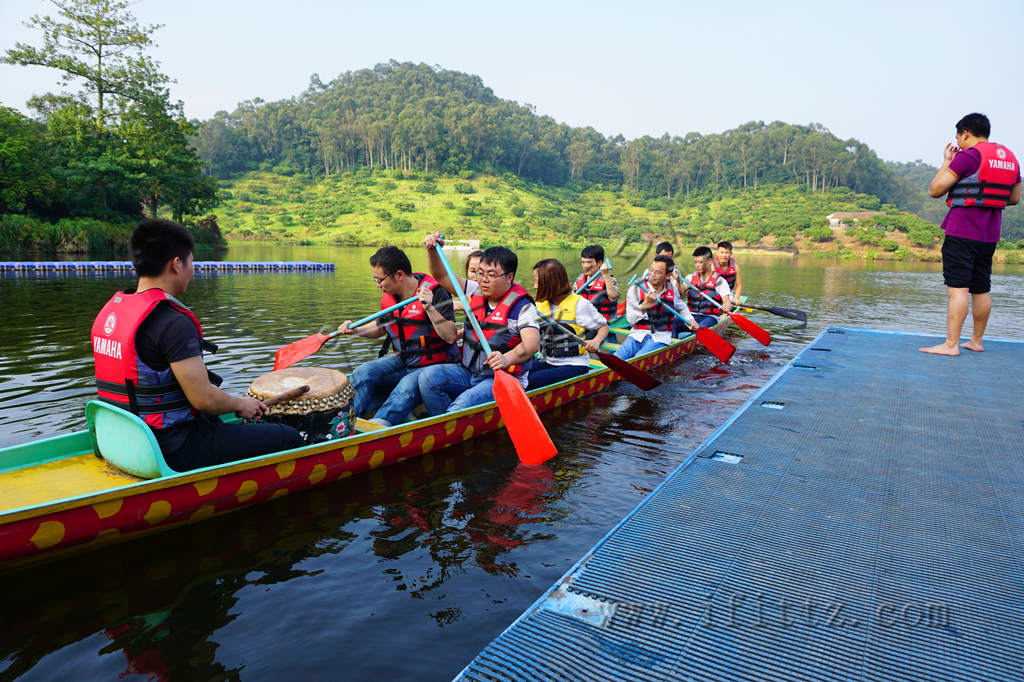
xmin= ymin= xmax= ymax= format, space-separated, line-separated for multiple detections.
xmin=160 ymin=414 xmax=304 ymax=472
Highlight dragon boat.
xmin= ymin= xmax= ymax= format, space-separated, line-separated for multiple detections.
xmin=0 ymin=316 xmax=731 ymax=572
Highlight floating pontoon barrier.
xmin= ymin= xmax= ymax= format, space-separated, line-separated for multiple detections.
xmin=0 ymin=261 xmax=334 ymax=273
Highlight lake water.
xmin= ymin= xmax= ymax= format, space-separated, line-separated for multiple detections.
xmin=2 ymin=246 xmax=1023 ymax=680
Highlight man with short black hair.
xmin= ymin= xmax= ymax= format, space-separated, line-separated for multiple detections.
xmin=920 ymin=113 xmax=1020 ymax=355
xmin=92 ymin=219 xmax=303 ymax=472
xmin=337 ymin=245 xmax=458 ymax=426
xmin=418 ymin=234 xmax=540 ymax=414
xmin=713 ymin=240 xmax=743 ymax=303
xmin=615 ymin=254 xmax=697 ymax=360
xmin=686 ymin=246 xmax=733 ymax=327
xmin=574 ymin=244 xmax=618 ymax=323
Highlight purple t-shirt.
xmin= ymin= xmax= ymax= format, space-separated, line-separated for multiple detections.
xmin=941 ymin=146 xmax=1022 ymax=243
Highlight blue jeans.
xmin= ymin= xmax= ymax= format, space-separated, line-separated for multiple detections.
xmin=349 ymin=355 xmax=414 ymax=421
xmin=527 ymin=361 xmax=589 ymax=389
xmin=417 ymin=363 xmax=529 ymax=415
xmin=613 ymin=335 xmax=666 ymax=360
xmin=693 ymin=313 xmax=719 ymax=328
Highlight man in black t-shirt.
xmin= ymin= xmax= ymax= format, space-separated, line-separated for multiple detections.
xmin=92 ymin=219 xmax=303 ymax=471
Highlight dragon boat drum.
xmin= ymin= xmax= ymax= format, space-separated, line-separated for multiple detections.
xmin=247 ymin=366 xmax=355 ymax=440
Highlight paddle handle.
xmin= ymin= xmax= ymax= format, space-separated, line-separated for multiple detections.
xmin=573 ymin=258 xmax=612 ymax=294
xmin=435 ymin=235 xmax=493 ymax=356
xmin=264 ymin=384 xmax=309 ymax=407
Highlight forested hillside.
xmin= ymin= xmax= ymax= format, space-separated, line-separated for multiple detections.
xmin=194 ymin=61 xmax=916 ymax=206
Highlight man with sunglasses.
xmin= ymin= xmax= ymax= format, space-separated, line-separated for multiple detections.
xmin=417 ymin=233 xmax=541 ymax=415
xmin=337 ymin=246 xmax=457 ymax=426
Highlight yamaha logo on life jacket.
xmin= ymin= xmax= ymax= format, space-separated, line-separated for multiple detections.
xmin=103 ymin=312 xmax=117 ymax=335
xmin=947 ymin=141 xmax=1020 ymax=209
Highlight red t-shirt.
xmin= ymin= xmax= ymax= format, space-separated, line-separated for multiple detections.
xmin=942 ymin=146 xmax=1021 ymax=243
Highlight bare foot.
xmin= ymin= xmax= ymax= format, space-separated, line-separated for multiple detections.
xmin=960 ymin=340 xmax=984 ymax=352
xmin=919 ymin=343 xmax=960 ymax=356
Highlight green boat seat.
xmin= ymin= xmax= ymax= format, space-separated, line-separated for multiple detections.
xmin=85 ymin=401 xmax=178 ymax=479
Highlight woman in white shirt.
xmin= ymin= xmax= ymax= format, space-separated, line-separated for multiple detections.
xmin=528 ymin=259 xmax=609 ymax=389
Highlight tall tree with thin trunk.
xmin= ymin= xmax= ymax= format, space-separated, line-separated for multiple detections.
xmin=2 ymin=0 xmax=167 ymax=127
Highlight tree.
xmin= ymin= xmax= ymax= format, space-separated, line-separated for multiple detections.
xmin=3 ymin=0 xmax=168 ymax=127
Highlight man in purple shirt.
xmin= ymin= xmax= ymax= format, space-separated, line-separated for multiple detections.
xmin=920 ymin=113 xmax=1021 ymax=356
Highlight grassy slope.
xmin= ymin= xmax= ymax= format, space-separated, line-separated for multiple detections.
xmin=214 ymin=170 xmax=1024 ymax=263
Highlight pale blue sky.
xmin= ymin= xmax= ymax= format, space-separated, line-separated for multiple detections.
xmin=2 ymin=0 xmax=1022 ymax=166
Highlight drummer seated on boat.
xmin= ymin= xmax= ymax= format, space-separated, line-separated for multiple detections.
xmin=418 ymin=235 xmax=541 ymax=414
xmin=92 ymin=219 xmax=304 ymax=472
xmin=574 ymin=244 xmax=618 ymax=326
xmin=687 ymin=246 xmax=733 ymax=328
xmin=614 ymin=254 xmax=697 ymax=360
xmin=337 ymin=246 xmax=458 ymax=427
xmin=529 ymin=259 xmax=609 ymax=389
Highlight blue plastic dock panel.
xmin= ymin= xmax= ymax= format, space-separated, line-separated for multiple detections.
xmin=457 ymin=328 xmax=1024 ymax=681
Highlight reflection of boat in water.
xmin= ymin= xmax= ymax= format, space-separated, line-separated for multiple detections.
xmin=0 ymin=434 xmax=574 ymax=679
xmin=0 ymin=316 xmax=731 ymax=571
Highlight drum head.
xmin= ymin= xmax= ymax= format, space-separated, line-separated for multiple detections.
xmin=249 ymin=366 xmax=349 ymax=402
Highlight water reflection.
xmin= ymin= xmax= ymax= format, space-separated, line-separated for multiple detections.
xmin=2 ymin=248 xmax=1024 ymax=680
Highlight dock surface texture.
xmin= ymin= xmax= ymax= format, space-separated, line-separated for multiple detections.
xmin=458 ymin=328 xmax=1024 ymax=681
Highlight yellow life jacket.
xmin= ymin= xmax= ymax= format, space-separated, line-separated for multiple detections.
xmin=536 ymin=294 xmax=587 ymax=359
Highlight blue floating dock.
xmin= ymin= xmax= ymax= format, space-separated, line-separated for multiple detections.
xmin=458 ymin=327 xmax=1024 ymax=681
xmin=0 ymin=261 xmax=333 ymax=273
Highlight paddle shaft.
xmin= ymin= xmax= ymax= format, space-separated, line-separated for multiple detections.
xmin=742 ymin=302 xmax=807 ymax=321
xmin=434 ymin=240 xmax=494 ymax=356
xmin=326 ymin=294 xmax=420 ymax=343
xmin=535 ymin=309 xmax=595 ymax=348
xmin=681 ymin=276 xmax=733 ymax=316
xmin=630 ymin=277 xmax=695 ymax=329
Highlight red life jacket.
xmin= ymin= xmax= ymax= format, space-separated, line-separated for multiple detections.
xmin=380 ymin=273 xmax=456 ymax=368
xmin=463 ymin=283 xmax=533 ymax=376
xmin=687 ymin=272 xmax=723 ymax=315
xmin=573 ymin=272 xmax=616 ymax=321
xmin=947 ymin=142 xmax=1019 ymax=208
xmin=92 ymin=289 xmax=202 ymax=430
xmin=634 ymin=279 xmax=676 ymax=333
xmin=712 ymin=257 xmax=737 ymax=290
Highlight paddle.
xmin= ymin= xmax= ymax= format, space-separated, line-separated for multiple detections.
xmin=741 ymin=302 xmax=807 ymax=323
xmin=535 ymin=310 xmax=660 ymax=390
xmin=681 ymin=275 xmax=772 ymax=346
xmin=273 ymin=295 xmax=420 ymax=370
xmin=433 ymin=237 xmax=557 ymax=466
xmin=574 ymin=259 xmax=613 ymax=294
xmin=629 ymin=275 xmax=736 ymax=363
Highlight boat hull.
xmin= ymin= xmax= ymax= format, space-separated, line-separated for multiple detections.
xmin=0 ymin=320 xmax=728 ymax=571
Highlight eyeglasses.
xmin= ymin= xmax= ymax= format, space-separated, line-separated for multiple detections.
xmin=477 ymin=270 xmax=510 ymax=281
xmin=373 ymin=272 xmax=395 ymax=285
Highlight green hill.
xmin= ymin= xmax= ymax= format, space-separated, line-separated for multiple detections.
xmin=216 ymin=169 xmax=981 ymax=261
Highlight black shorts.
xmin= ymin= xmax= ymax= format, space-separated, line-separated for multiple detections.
xmin=941 ymin=235 xmax=997 ymax=294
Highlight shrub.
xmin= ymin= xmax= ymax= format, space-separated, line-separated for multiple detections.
xmin=774 ymin=236 xmax=795 ymax=250
xmin=880 ymin=239 xmax=900 ymax=252
xmin=415 ymin=182 xmax=438 ymax=194
xmin=804 ymin=226 xmax=835 ymax=242
xmin=390 ymin=217 xmax=412 ymax=232
xmin=510 ymin=204 xmax=526 ymax=217
xmin=454 ymin=182 xmax=475 ymax=194
xmin=458 ymin=169 xmax=474 ymax=180
xmin=394 ymin=201 xmax=415 ymax=212
xmin=376 ymin=208 xmax=392 ymax=220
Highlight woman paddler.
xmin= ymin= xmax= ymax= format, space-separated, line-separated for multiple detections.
xmin=528 ymin=259 xmax=609 ymax=389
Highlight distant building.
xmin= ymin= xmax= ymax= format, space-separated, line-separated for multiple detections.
xmin=827 ymin=211 xmax=885 ymax=229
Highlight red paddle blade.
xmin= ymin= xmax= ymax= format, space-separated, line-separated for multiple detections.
xmin=596 ymin=351 xmax=661 ymax=390
xmin=273 ymin=333 xmax=331 ymax=370
xmin=696 ymin=327 xmax=736 ymax=363
xmin=729 ymin=312 xmax=772 ymax=346
xmin=492 ymin=370 xmax=557 ymax=465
